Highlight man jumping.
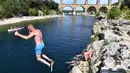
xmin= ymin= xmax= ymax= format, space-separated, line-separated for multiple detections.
xmin=15 ymin=24 xmax=54 ymax=69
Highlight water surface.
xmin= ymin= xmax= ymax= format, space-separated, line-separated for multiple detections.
xmin=0 ymin=16 xmax=95 ymax=73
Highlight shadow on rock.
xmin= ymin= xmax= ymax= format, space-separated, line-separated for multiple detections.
xmin=101 ymin=68 xmax=127 ymax=73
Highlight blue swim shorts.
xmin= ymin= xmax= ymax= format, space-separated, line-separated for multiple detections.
xmin=35 ymin=43 xmax=45 ymax=55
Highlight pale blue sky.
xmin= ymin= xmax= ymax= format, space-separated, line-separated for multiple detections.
xmin=54 ymin=0 xmax=118 ymax=4
xmin=54 ymin=0 xmax=118 ymax=10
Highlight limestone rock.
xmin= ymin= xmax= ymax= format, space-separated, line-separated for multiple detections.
xmin=70 ymin=19 xmax=130 ymax=73
xmin=70 ymin=61 xmax=89 ymax=73
xmin=98 ymin=33 xmax=104 ymax=40
xmin=127 ymin=31 xmax=130 ymax=36
xmin=71 ymin=67 xmax=82 ymax=73
xmin=90 ymin=20 xmax=130 ymax=73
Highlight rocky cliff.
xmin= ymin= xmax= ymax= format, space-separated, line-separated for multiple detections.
xmin=70 ymin=19 xmax=130 ymax=73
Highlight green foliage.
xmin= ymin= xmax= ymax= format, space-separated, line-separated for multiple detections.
xmin=90 ymin=37 xmax=96 ymax=44
xmin=57 ymin=10 xmax=63 ymax=14
xmin=122 ymin=6 xmax=130 ymax=20
xmin=120 ymin=0 xmax=130 ymax=9
xmin=124 ymin=10 xmax=130 ymax=20
xmin=90 ymin=32 xmax=99 ymax=44
xmin=99 ymin=7 xmax=108 ymax=13
xmin=0 ymin=9 xmax=12 ymax=18
xmin=0 ymin=0 xmax=59 ymax=18
xmin=29 ymin=8 xmax=38 ymax=16
xmin=0 ymin=2 xmax=12 ymax=18
xmin=122 ymin=6 xmax=129 ymax=13
xmin=40 ymin=6 xmax=51 ymax=15
xmin=43 ymin=0 xmax=58 ymax=10
xmin=96 ymin=12 xmax=100 ymax=17
xmin=107 ymin=7 xmax=121 ymax=19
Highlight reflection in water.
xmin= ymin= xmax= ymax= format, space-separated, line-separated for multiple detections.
xmin=72 ymin=16 xmax=76 ymax=24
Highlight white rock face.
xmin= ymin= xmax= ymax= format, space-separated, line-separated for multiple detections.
xmin=70 ymin=20 xmax=130 ymax=73
xmin=90 ymin=20 xmax=130 ymax=73
xmin=71 ymin=67 xmax=82 ymax=73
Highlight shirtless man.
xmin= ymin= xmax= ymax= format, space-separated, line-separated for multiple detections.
xmin=14 ymin=24 xmax=54 ymax=68
xmin=84 ymin=50 xmax=95 ymax=61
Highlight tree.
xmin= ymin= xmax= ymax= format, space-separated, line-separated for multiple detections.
xmin=122 ymin=6 xmax=129 ymax=13
xmin=0 ymin=0 xmax=31 ymax=17
xmin=107 ymin=7 xmax=121 ymax=19
xmin=29 ymin=8 xmax=38 ymax=16
xmin=43 ymin=0 xmax=58 ymax=10
xmin=122 ymin=6 xmax=130 ymax=19
xmin=0 ymin=0 xmax=12 ymax=18
xmin=124 ymin=10 xmax=130 ymax=19
xmin=120 ymin=0 xmax=130 ymax=9
xmin=0 ymin=0 xmax=60 ymax=18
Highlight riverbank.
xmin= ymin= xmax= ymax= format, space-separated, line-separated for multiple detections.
xmin=70 ymin=18 xmax=130 ymax=73
xmin=0 ymin=15 xmax=64 ymax=25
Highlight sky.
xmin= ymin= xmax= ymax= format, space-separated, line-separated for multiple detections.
xmin=54 ymin=0 xmax=118 ymax=10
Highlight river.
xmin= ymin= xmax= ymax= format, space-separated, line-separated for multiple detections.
xmin=0 ymin=16 xmax=95 ymax=73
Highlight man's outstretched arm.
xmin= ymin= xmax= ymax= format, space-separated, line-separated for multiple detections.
xmin=15 ymin=31 xmax=34 ymax=40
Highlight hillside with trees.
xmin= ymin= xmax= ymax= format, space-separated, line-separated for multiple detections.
xmin=0 ymin=0 xmax=62 ymax=18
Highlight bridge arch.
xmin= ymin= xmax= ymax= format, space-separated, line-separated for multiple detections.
xmin=58 ymin=0 xmax=117 ymax=15
xmin=87 ymin=6 xmax=97 ymax=14
xmin=99 ymin=6 xmax=108 ymax=13
xmin=76 ymin=6 xmax=85 ymax=15
xmin=63 ymin=5 xmax=74 ymax=11
xmin=62 ymin=5 xmax=74 ymax=14
xmin=76 ymin=6 xmax=85 ymax=12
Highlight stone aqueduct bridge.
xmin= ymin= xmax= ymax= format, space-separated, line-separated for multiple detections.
xmin=59 ymin=0 xmax=120 ymax=15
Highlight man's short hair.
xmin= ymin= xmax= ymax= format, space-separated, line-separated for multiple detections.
xmin=28 ymin=24 xmax=34 ymax=28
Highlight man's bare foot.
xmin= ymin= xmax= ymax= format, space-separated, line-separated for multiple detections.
xmin=50 ymin=59 xmax=54 ymax=65
xmin=50 ymin=59 xmax=54 ymax=72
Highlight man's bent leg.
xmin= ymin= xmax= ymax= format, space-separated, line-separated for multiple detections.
xmin=85 ymin=55 xmax=88 ymax=61
xmin=42 ymin=54 xmax=51 ymax=61
xmin=36 ymin=54 xmax=50 ymax=67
